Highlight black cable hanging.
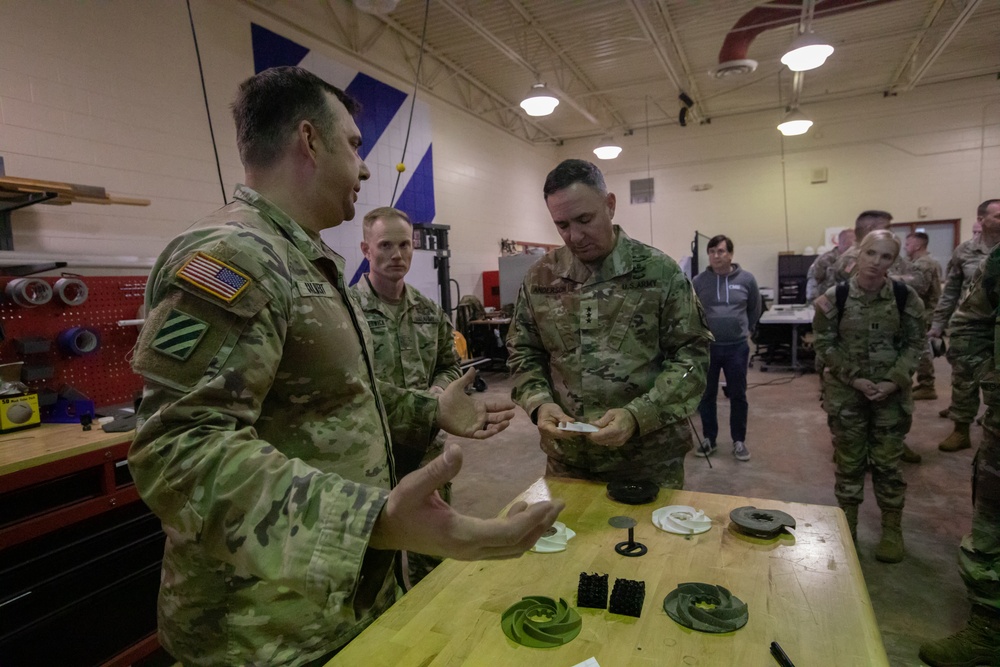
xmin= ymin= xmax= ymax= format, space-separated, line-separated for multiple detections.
xmin=391 ymin=0 xmax=431 ymax=205
xmin=186 ymin=0 xmax=227 ymax=205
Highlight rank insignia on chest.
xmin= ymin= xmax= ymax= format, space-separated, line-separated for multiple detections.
xmin=151 ymin=309 xmax=209 ymax=361
xmin=580 ymin=298 xmax=598 ymax=330
xmin=870 ymin=322 xmax=881 ymax=330
xmin=177 ymin=252 xmax=251 ymax=303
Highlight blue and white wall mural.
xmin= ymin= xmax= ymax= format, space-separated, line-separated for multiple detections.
xmin=250 ymin=24 xmax=437 ymax=294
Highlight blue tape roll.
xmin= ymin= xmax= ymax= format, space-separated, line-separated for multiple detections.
xmin=58 ymin=326 xmax=101 ymax=356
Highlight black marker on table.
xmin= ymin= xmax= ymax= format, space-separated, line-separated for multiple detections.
xmin=770 ymin=641 xmax=796 ymax=667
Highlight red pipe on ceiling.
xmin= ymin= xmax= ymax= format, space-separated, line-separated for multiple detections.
xmin=718 ymin=0 xmax=902 ymax=65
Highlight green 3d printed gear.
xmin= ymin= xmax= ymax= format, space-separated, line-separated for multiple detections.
xmin=501 ymin=596 xmax=582 ymax=648
xmin=663 ymin=582 xmax=749 ymax=633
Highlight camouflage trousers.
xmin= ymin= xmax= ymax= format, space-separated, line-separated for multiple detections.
xmin=399 ymin=431 xmax=450 ymax=589
xmin=543 ymin=421 xmax=694 ymax=489
xmin=946 ymin=334 xmax=992 ymax=423
xmin=915 ymin=316 xmax=935 ymax=389
xmin=825 ymin=383 xmax=910 ymax=510
xmin=961 ymin=425 xmax=1000 ymax=611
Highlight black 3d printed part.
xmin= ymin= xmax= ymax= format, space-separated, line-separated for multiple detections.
xmin=577 ymin=572 xmax=608 ymax=609
xmin=608 ymin=578 xmax=645 ymax=617
xmin=607 ymin=480 xmax=659 ymax=504
xmin=663 ymin=582 xmax=748 ymax=633
xmin=729 ymin=506 xmax=796 ymax=538
xmin=501 ymin=596 xmax=582 ymax=648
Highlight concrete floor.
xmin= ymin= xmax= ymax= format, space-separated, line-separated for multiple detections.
xmin=450 ymin=358 xmax=977 ymax=667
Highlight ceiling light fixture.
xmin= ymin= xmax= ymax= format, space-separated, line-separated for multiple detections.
xmin=593 ymin=136 xmax=622 ymax=160
xmin=777 ymin=108 xmax=813 ymax=136
xmin=519 ymin=83 xmax=559 ymax=117
xmin=780 ymin=32 xmax=834 ymax=72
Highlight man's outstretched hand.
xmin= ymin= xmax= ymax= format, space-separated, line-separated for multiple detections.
xmin=368 ymin=443 xmax=564 ymax=560
xmin=437 ymin=369 xmax=516 ymax=439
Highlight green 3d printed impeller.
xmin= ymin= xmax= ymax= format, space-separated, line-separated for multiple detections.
xmin=501 ymin=596 xmax=582 ymax=648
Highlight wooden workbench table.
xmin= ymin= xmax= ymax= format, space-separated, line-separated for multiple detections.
xmin=329 ymin=477 xmax=888 ymax=667
xmin=0 ymin=422 xmax=131 ymax=476
xmin=0 ymin=423 xmax=137 ymax=547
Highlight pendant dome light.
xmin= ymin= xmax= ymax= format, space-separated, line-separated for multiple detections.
xmin=519 ymin=83 xmax=559 ymax=117
xmin=777 ymin=108 xmax=813 ymax=136
xmin=593 ymin=136 xmax=622 ymax=160
xmin=780 ymin=32 xmax=834 ymax=72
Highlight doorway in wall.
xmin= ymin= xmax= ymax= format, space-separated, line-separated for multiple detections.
xmin=890 ymin=219 xmax=960 ymax=279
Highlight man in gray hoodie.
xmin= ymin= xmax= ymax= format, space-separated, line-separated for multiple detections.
xmin=693 ymin=235 xmax=762 ymax=461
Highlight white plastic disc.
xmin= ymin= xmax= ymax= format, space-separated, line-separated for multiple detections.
xmin=652 ymin=505 xmax=712 ymax=535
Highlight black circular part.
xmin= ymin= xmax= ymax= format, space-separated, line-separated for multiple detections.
xmin=607 ymin=480 xmax=659 ymax=505
xmin=615 ymin=540 xmax=648 ymax=557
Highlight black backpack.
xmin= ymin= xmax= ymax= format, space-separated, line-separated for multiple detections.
xmin=834 ymin=279 xmax=908 ymax=326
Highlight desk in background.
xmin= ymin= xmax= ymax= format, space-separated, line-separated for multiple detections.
xmin=466 ymin=317 xmax=511 ymax=368
xmin=329 ymin=477 xmax=887 ymax=667
xmin=756 ymin=305 xmax=815 ymax=372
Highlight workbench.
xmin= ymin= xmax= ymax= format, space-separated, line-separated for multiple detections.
xmin=329 ymin=477 xmax=888 ymax=667
xmin=0 ymin=424 xmax=163 ymax=667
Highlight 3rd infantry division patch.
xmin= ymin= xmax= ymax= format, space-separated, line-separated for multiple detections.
xmin=152 ymin=309 xmax=209 ymax=361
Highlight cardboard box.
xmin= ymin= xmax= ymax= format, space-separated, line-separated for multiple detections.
xmin=0 ymin=393 xmax=41 ymax=433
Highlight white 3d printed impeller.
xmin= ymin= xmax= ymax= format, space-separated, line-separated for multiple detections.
xmin=652 ymin=505 xmax=712 ymax=535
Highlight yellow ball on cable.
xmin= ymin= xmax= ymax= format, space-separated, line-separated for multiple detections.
xmin=396 ymin=162 xmax=406 ymax=173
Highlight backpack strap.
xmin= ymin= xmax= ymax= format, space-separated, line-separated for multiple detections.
xmin=835 ymin=281 xmax=849 ymax=326
xmin=891 ymin=279 xmax=908 ymax=316
xmin=836 ymin=279 xmax=907 ymax=326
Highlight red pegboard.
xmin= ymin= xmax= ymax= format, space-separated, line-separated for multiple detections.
xmin=0 ymin=276 xmax=147 ymax=409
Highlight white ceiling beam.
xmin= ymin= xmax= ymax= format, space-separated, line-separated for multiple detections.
xmin=887 ymin=0 xmax=948 ymax=91
xmin=246 ymin=0 xmax=561 ymax=144
xmin=502 ymin=0 xmax=623 ymax=128
xmin=899 ymin=0 xmax=982 ymax=92
xmin=436 ymin=0 xmax=601 ymax=126
xmin=627 ymin=0 xmax=703 ymax=124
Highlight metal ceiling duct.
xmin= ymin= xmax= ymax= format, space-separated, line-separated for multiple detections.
xmin=713 ymin=0 xmax=901 ymax=78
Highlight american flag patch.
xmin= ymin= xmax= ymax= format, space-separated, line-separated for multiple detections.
xmin=177 ymin=252 xmax=251 ymax=302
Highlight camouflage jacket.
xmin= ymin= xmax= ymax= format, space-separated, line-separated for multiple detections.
xmin=353 ymin=275 xmax=461 ymax=471
xmin=830 ymin=243 xmax=910 ymax=285
xmin=129 ymin=186 xmax=438 ymax=666
xmin=899 ymin=253 xmax=943 ymax=315
xmin=955 ymin=245 xmax=1000 ymax=435
xmin=353 ymin=275 xmax=461 ymax=392
xmin=813 ymin=277 xmax=925 ymax=398
xmin=932 ymin=237 xmax=991 ymax=332
xmin=506 ymin=226 xmax=712 ymax=474
xmin=806 ymin=247 xmax=840 ymax=302
xmin=947 ymin=242 xmax=1000 ymax=340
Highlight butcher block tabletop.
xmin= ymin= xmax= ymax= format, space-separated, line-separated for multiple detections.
xmin=328 ymin=476 xmax=887 ymax=667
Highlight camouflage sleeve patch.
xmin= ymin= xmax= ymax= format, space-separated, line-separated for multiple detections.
xmin=132 ymin=284 xmax=269 ymax=392
xmin=177 ymin=252 xmax=252 ymax=303
xmin=814 ymin=294 xmax=834 ymax=315
xmin=150 ymin=309 xmax=209 ymax=361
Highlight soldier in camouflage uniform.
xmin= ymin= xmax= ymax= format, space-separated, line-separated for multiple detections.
xmin=813 ymin=230 xmax=925 ymax=564
xmin=828 ymin=210 xmax=910 ymax=286
xmin=900 ymin=232 xmax=943 ymax=400
xmin=128 ymin=67 xmax=561 ymax=667
xmin=825 ymin=210 xmax=921 ymax=463
xmin=919 ymin=202 xmax=1000 ymax=667
xmin=507 ymin=159 xmax=712 ymax=488
xmin=353 ymin=206 xmax=461 ymax=587
xmin=806 ymin=227 xmax=854 ymax=303
xmin=930 ymin=205 xmax=996 ymax=452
